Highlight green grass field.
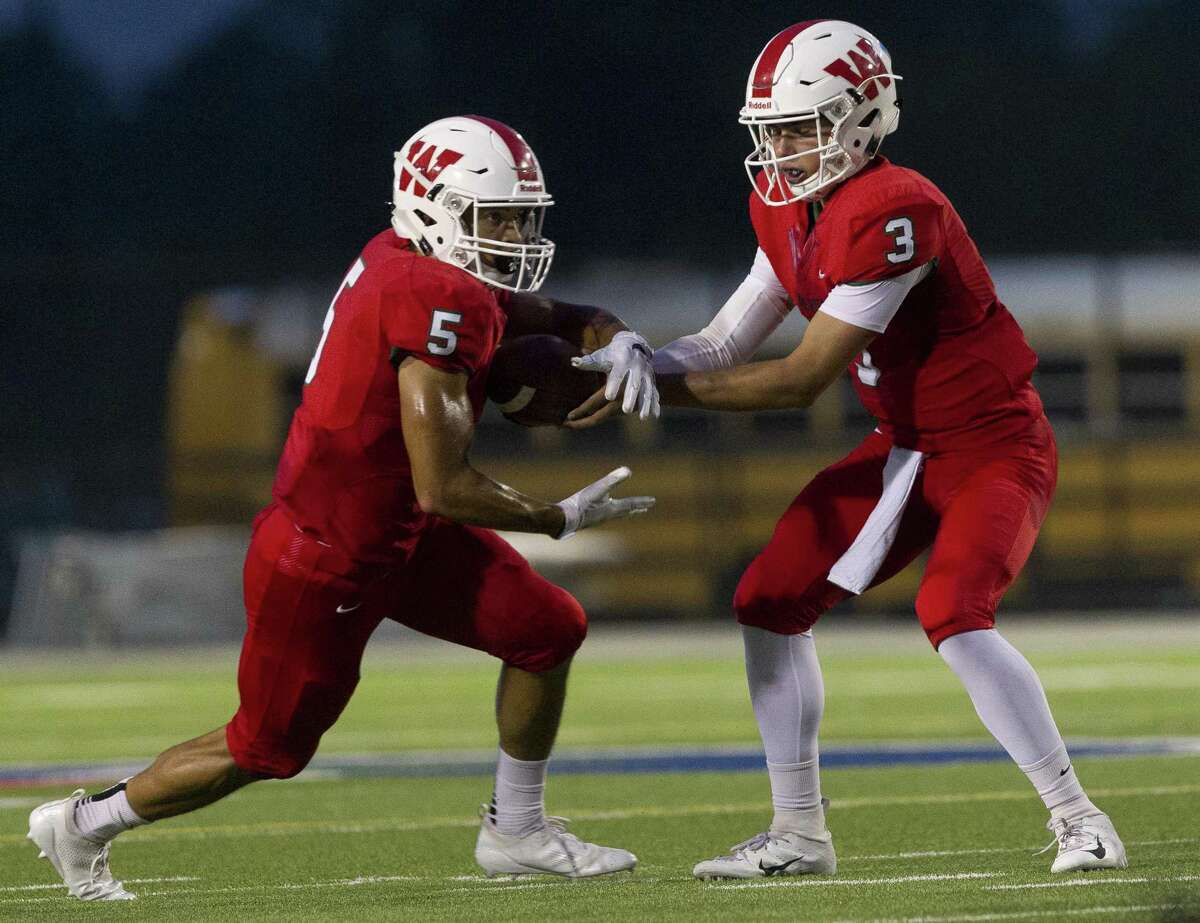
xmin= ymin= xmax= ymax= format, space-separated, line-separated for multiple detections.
xmin=1 ymin=618 xmax=1198 ymax=921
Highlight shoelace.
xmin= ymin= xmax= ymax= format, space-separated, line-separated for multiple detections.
xmin=81 ymin=844 xmax=125 ymax=899
xmin=1035 ymin=817 xmax=1092 ymax=856
xmin=544 ymin=816 xmax=583 ymax=874
xmin=720 ymin=832 xmax=773 ymax=860
xmin=713 ymin=798 xmax=833 ymax=862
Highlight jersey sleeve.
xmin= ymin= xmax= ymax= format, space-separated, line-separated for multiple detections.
xmin=830 ymin=189 xmax=944 ymax=285
xmin=380 ymin=263 xmax=496 ymax=375
xmin=817 ymin=262 xmax=933 ymax=333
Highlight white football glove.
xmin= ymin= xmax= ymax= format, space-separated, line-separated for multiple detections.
xmin=571 ymin=331 xmax=660 ymax=420
xmin=555 ymin=466 xmax=655 ymax=540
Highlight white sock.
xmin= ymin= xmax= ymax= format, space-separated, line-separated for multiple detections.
xmin=73 ymin=780 xmax=147 ymax=843
xmin=490 ymin=749 xmax=547 ymax=837
xmin=938 ymin=629 xmax=1100 ymax=821
xmin=742 ymin=626 xmax=826 ymax=836
xmin=1018 ymin=743 xmax=1098 ymax=822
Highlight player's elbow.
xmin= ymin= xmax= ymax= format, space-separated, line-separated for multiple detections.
xmin=413 ymin=474 xmax=451 ymax=518
xmin=790 ymin=383 xmax=819 ymax=409
xmin=775 ymin=359 xmax=832 ymax=409
xmin=414 ymin=487 xmax=445 ymax=517
xmin=771 ymin=376 xmax=818 ymax=410
xmin=413 ymin=465 xmax=473 ymax=519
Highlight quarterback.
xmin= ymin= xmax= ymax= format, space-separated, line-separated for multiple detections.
xmin=576 ymin=20 xmax=1127 ymax=879
xmin=29 ymin=115 xmax=659 ymax=900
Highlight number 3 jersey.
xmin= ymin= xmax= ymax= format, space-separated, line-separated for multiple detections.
xmin=751 ymin=156 xmax=1043 ymax=452
xmin=271 ymin=229 xmax=507 ymax=563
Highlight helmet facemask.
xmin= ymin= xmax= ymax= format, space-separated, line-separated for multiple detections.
xmin=743 ymin=78 xmax=898 ymax=205
xmin=448 ymin=197 xmax=555 ymax=294
xmin=743 ymin=94 xmax=855 ymax=204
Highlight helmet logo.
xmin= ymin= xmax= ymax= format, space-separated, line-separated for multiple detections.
xmin=399 ymin=141 xmax=464 ymax=197
xmin=823 ymin=38 xmax=891 ymax=100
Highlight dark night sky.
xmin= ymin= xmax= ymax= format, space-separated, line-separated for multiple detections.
xmin=0 ymin=0 xmax=1147 ymax=104
xmin=0 ymin=0 xmax=246 ymax=99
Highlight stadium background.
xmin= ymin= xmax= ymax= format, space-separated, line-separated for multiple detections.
xmin=3 ymin=0 xmax=1198 ymax=637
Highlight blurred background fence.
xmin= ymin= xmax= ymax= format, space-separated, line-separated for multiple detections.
xmin=3 ymin=0 xmax=1199 ymax=643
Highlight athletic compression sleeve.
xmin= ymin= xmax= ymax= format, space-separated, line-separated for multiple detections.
xmin=653 ymin=249 xmax=791 ymax=373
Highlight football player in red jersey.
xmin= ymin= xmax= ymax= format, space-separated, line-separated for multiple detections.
xmin=28 ymin=116 xmax=659 ymax=900
xmin=576 ymin=21 xmax=1127 ymax=879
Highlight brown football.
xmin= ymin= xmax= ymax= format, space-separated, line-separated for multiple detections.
xmin=486 ymin=335 xmax=605 ymax=427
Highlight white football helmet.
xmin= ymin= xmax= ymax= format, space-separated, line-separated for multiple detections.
xmin=392 ymin=115 xmax=554 ymax=292
xmin=740 ymin=20 xmax=901 ymax=205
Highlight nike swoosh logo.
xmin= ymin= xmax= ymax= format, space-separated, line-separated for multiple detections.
xmin=336 ymin=601 xmax=363 ymax=613
xmin=1084 ymin=838 xmax=1106 ymax=859
xmin=1059 ymin=765 xmax=1071 ymax=777
xmin=758 ymin=856 xmax=807 ymax=876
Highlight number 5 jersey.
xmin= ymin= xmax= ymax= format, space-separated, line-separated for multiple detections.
xmin=272 ymin=230 xmax=507 ymax=564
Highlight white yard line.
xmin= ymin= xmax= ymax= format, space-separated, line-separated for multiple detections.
xmin=0 ymin=874 xmax=563 ymax=904
xmin=0 ymin=875 xmax=426 ymax=904
xmin=986 ymin=878 xmax=1151 ymax=890
xmin=8 ymin=838 xmax=1194 ymax=896
xmin=986 ymin=874 xmax=1200 ymax=891
xmin=440 ymin=882 xmax=566 ymax=894
xmin=835 ymin=904 xmax=1200 ymax=923
xmin=844 ymin=836 xmax=1199 ymax=863
xmin=446 ymin=876 xmax=564 ymax=885
xmin=310 ymin=875 xmax=424 ymax=887
xmin=0 ymin=876 xmax=199 ymax=893
xmin=2 ymin=868 xmax=1196 ymax=910
xmin=3 ymin=784 xmax=1197 ymax=848
xmin=709 ymin=872 xmax=1005 ymax=891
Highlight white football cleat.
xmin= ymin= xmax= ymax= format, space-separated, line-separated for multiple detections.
xmin=27 ymin=790 xmax=135 ymax=901
xmin=475 ymin=812 xmax=637 ymax=878
xmin=693 ymin=829 xmax=837 ymax=880
xmin=1041 ymin=813 xmax=1128 ymax=873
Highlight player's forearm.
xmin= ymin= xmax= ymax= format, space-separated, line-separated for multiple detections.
xmin=548 ymin=301 xmax=626 ymax=352
xmin=657 ymin=359 xmax=823 ymax=411
xmin=505 ymin=292 xmax=627 ymax=351
xmin=416 ymin=466 xmax=565 ymax=537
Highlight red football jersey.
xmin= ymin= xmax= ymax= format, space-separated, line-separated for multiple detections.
xmin=271 ymin=229 xmax=507 ymax=563
xmin=750 ymin=157 xmax=1043 ymax=451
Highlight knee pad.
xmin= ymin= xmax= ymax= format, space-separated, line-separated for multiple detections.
xmin=733 ymin=560 xmax=836 ymax=635
xmin=225 ymin=723 xmax=317 ymax=780
xmin=915 ymin=580 xmax=996 ymax=649
xmin=508 ymin=586 xmax=588 ymax=673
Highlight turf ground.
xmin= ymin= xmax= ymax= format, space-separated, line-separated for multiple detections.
xmin=1 ymin=617 xmax=1198 ymax=921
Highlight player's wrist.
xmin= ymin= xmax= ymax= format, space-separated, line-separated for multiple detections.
xmin=583 ymin=315 xmax=625 ymax=346
xmin=611 ymin=330 xmax=652 ymax=356
xmin=548 ymin=503 xmax=573 ymax=539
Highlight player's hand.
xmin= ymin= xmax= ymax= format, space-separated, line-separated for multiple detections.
xmin=555 ymin=466 xmax=655 ymax=539
xmin=564 ymin=386 xmax=623 ymax=430
xmin=570 ymin=331 xmax=660 ymax=420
